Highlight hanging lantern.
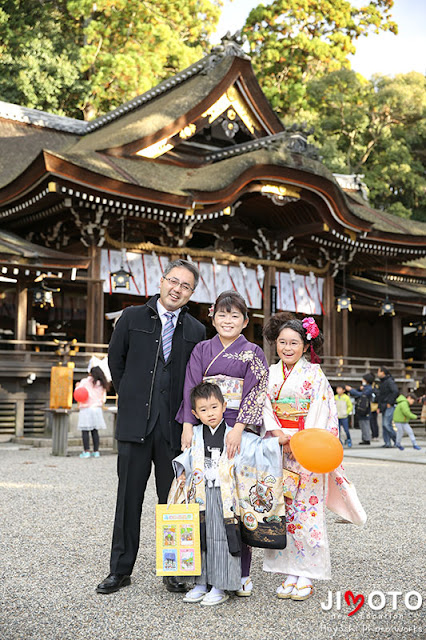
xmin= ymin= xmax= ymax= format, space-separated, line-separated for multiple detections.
xmin=111 ymin=267 xmax=131 ymax=290
xmin=380 ymin=297 xmax=395 ymax=316
xmin=337 ymin=291 xmax=352 ymax=312
xmin=32 ymin=283 xmax=58 ymax=308
xmin=110 ymin=219 xmax=131 ymax=291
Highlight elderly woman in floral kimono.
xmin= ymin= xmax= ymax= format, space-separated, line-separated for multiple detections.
xmin=177 ymin=290 xmax=273 ymax=597
xmin=262 ymin=313 xmax=367 ymax=601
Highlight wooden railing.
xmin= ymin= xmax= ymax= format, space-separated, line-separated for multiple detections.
xmin=0 ymin=339 xmax=424 ymax=385
xmin=0 ymin=339 xmax=108 ymax=377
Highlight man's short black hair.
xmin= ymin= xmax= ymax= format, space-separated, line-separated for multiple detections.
xmin=190 ymin=382 xmax=224 ymax=410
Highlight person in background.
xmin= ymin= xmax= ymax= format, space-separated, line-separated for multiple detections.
xmin=377 ymin=367 xmax=399 ymax=448
xmin=76 ymin=366 xmax=109 ymax=458
xmin=393 ymin=392 xmax=422 ymax=451
xmin=346 ymin=373 xmax=374 ymax=445
xmin=334 ymin=384 xmax=353 ymax=447
xmin=369 ymin=378 xmax=380 ymax=441
xmin=96 ymin=259 xmax=205 ymax=595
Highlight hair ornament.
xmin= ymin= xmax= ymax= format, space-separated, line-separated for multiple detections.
xmin=302 ymin=316 xmax=320 ymax=341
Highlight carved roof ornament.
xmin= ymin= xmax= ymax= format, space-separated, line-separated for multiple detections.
xmin=203 ymin=31 xmax=250 ymax=74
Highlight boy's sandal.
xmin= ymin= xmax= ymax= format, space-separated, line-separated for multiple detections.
xmin=200 ymin=592 xmax=229 ymax=606
xmin=236 ymin=578 xmax=253 ymax=597
xmin=290 ymin=584 xmax=314 ymax=601
xmin=276 ymin=582 xmax=297 ymax=599
xmin=183 ymin=587 xmax=207 ymax=603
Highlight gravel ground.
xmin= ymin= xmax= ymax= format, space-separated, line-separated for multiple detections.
xmin=1 ymin=445 xmax=425 ymax=640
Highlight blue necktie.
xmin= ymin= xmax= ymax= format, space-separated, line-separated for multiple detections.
xmin=162 ymin=312 xmax=175 ymax=361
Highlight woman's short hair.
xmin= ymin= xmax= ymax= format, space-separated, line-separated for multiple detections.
xmin=213 ymin=290 xmax=248 ymax=319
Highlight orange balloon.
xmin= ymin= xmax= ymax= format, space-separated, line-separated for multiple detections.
xmin=290 ymin=428 xmax=343 ymax=473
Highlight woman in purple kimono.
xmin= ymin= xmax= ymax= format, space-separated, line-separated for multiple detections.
xmin=176 ymin=290 xmax=270 ymax=597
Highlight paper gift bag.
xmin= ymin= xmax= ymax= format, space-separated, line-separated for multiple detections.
xmin=155 ymin=503 xmax=202 ymax=576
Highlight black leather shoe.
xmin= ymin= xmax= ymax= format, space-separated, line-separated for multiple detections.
xmin=359 ymin=441 xmax=370 ymax=445
xmin=163 ymin=576 xmax=187 ymax=593
xmin=96 ymin=573 xmax=131 ymax=594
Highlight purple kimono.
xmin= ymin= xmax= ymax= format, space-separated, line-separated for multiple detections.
xmin=176 ymin=334 xmax=269 ymax=430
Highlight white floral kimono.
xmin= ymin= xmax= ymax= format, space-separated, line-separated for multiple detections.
xmin=263 ymin=357 xmax=367 ymax=580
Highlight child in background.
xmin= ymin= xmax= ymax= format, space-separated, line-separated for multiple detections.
xmin=393 ymin=393 xmax=422 ymax=451
xmin=76 ymin=366 xmax=109 ymax=458
xmin=334 ymin=384 xmax=353 ymax=447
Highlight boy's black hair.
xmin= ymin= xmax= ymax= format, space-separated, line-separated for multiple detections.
xmin=190 ymin=382 xmax=224 ymax=410
xmin=335 ymin=384 xmax=345 ymax=391
xmin=406 ymin=392 xmax=417 ymax=401
xmin=363 ymin=373 xmax=374 ymax=385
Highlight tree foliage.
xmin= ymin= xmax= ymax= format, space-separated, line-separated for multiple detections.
xmin=306 ymin=70 xmax=426 ymax=221
xmin=0 ymin=0 xmax=222 ymax=119
xmin=243 ymin=0 xmax=397 ymax=118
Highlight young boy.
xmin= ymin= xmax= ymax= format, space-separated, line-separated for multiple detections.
xmin=173 ymin=382 xmax=283 ymax=606
xmin=393 ymin=393 xmax=422 ymax=451
xmin=334 ymin=384 xmax=353 ymax=447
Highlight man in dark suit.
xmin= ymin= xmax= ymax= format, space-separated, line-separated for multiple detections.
xmin=96 ymin=259 xmax=206 ymax=594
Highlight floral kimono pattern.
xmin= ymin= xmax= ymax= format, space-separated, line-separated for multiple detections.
xmin=176 ymin=334 xmax=269 ymax=431
xmin=263 ymin=357 xmax=366 ymax=580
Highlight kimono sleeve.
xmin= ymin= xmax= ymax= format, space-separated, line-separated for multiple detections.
xmin=175 ymin=343 xmax=205 ymax=424
xmin=304 ymin=366 xmax=339 ymax=437
xmin=236 ymin=346 xmax=269 ymax=428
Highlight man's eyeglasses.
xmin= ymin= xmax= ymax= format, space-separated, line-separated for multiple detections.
xmin=163 ymin=276 xmax=194 ymax=292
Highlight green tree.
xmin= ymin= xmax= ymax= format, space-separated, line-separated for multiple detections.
xmin=243 ymin=0 xmax=397 ymax=118
xmin=306 ymin=70 xmax=426 ymax=221
xmin=0 ymin=0 xmax=222 ymax=120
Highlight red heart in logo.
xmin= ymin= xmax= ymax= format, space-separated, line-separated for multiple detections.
xmin=344 ymin=590 xmax=365 ymax=616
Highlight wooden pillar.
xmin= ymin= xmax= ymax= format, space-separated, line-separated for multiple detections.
xmin=322 ymin=274 xmax=336 ymax=357
xmin=15 ymin=280 xmax=28 ymax=350
xmin=341 ymin=307 xmax=349 ymax=361
xmin=392 ymin=315 xmax=402 ymax=361
xmin=262 ymin=265 xmax=276 ymax=365
xmin=85 ymin=245 xmax=104 ymax=345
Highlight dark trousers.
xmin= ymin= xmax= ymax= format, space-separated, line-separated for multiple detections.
xmin=370 ymin=411 xmax=379 ymax=439
xmin=82 ymin=429 xmax=99 ymax=452
xmin=109 ymin=424 xmax=179 ymax=575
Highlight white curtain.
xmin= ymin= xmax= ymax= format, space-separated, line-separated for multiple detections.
xmin=101 ymin=250 xmax=265 ymax=309
xmin=275 ymin=271 xmax=324 ymax=316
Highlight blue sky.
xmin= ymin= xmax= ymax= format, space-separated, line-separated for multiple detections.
xmin=212 ymin=0 xmax=425 ymax=78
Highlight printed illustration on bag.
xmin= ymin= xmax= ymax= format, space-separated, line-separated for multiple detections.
xmin=180 ymin=549 xmax=195 ymax=571
xmin=162 ymin=525 xmax=176 ymax=546
xmin=180 ymin=525 xmax=194 ymax=546
xmin=249 ymin=480 xmax=274 ymax=513
xmin=162 ymin=549 xmax=178 ymax=571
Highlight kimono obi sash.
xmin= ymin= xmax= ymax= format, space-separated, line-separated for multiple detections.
xmin=203 ymin=374 xmax=243 ymax=410
xmin=272 ymin=396 xmax=310 ymax=430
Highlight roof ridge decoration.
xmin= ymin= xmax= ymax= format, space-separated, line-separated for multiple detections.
xmin=203 ymin=31 xmax=251 ymax=73
xmin=0 ymin=100 xmax=87 ymax=135
xmin=204 ymin=129 xmax=320 ymax=162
